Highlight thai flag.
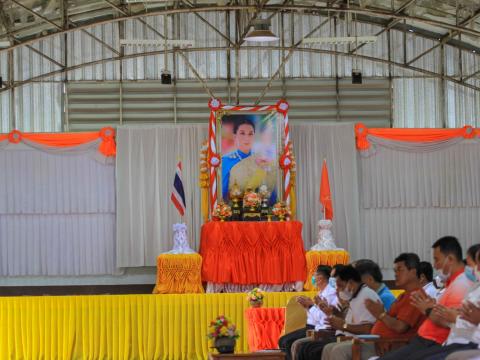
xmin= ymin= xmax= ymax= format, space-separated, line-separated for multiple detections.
xmin=171 ymin=161 xmax=186 ymax=216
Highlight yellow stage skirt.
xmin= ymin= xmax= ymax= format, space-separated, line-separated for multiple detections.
xmin=304 ymin=250 xmax=350 ymax=291
xmin=153 ymin=254 xmax=204 ymax=294
xmin=0 ymin=292 xmax=314 ymax=359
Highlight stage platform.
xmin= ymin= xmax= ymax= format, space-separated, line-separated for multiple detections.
xmin=0 ymin=291 xmax=314 ymax=360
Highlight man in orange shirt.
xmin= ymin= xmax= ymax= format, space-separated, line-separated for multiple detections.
xmin=378 ymin=236 xmax=473 ymax=360
xmin=321 ymin=253 xmax=426 ymax=360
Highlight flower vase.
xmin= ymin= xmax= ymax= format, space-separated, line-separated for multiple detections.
xmin=278 ymin=214 xmax=285 ymax=221
xmin=250 ymin=300 xmax=263 ymax=308
xmin=219 ymin=215 xmax=225 ymax=222
xmin=214 ymin=337 xmax=236 ymax=354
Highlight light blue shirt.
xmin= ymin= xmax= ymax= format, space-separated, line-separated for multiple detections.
xmin=377 ymin=283 xmax=396 ymax=311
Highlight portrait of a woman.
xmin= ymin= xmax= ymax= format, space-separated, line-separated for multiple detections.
xmin=221 ymin=114 xmax=277 ymax=203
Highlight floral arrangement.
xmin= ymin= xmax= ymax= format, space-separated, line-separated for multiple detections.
xmin=213 ymin=202 xmax=232 ymax=220
xmin=246 ymin=288 xmax=264 ymax=304
xmin=243 ymin=191 xmax=261 ymax=208
xmin=272 ymin=202 xmax=291 ymax=218
xmin=207 ymin=315 xmax=240 ymax=340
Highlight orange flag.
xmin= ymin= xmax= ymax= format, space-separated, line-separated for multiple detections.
xmin=320 ymin=159 xmax=333 ymax=220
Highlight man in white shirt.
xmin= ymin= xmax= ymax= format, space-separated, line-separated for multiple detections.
xmin=278 ymin=265 xmax=336 ymax=360
xmin=419 ymin=261 xmax=441 ymax=299
xmin=295 ymin=265 xmax=381 ymax=360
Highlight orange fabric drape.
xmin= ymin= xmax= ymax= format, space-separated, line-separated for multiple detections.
xmin=200 ymin=221 xmax=306 ymax=284
xmin=153 ymin=254 xmax=204 ymax=294
xmin=355 ymin=123 xmax=479 ymax=150
xmin=303 ymin=250 xmax=350 ymax=291
xmin=245 ymin=307 xmax=285 ymax=352
xmin=0 ymin=127 xmax=116 ymax=157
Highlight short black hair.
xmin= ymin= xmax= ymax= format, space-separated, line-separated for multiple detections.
xmin=354 ymin=259 xmax=383 ymax=283
xmin=418 ymin=261 xmax=434 ymax=282
xmin=432 ymin=236 xmax=463 ymax=261
xmin=331 ymin=264 xmax=345 ymax=277
xmin=315 ymin=265 xmax=332 ymax=279
xmin=467 ymin=244 xmax=480 ymax=262
xmin=335 ymin=265 xmax=361 ymax=283
xmin=233 ymin=118 xmax=255 ymax=134
xmin=394 ymin=253 xmax=420 ymax=276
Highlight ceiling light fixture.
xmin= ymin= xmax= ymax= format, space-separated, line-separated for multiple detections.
xmin=119 ymin=39 xmax=194 ymax=48
xmin=302 ymin=36 xmax=377 ymax=45
xmin=244 ymin=19 xmax=279 ymax=42
xmin=0 ymin=40 xmax=11 ymax=48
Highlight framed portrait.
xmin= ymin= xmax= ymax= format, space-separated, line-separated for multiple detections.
xmin=216 ymin=110 xmax=284 ymax=205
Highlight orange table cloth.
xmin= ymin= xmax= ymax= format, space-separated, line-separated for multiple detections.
xmin=200 ymin=221 xmax=306 ymax=284
xmin=152 ymin=254 xmax=204 ymax=294
xmin=245 ymin=307 xmax=286 ymax=352
xmin=303 ymin=250 xmax=350 ymax=291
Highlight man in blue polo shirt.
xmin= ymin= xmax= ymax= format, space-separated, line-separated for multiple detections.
xmin=355 ymin=259 xmax=396 ymax=311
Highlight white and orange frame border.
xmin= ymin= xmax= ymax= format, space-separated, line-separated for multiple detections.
xmin=199 ymin=98 xmax=296 ymax=222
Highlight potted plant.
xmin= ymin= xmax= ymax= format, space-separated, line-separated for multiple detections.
xmin=247 ymin=287 xmax=265 ymax=308
xmin=207 ymin=315 xmax=239 ymax=354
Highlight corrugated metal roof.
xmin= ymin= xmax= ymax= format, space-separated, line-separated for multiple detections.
xmin=66 ymin=78 xmax=391 ymax=130
xmin=0 ymin=10 xmax=478 ymax=132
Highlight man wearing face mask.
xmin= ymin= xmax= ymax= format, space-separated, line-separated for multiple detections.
xmin=295 ymin=265 xmax=381 ymax=360
xmin=406 ymin=244 xmax=480 ymax=360
xmin=278 ymin=265 xmax=337 ymax=360
xmin=289 ymin=265 xmax=348 ymax=360
xmin=378 ymin=236 xmax=473 ymax=360
xmin=321 ymin=253 xmax=426 ymax=360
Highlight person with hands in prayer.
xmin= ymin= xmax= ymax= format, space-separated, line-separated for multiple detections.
xmin=377 ymin=236 xmax=473 ymax=360
xmin=321 ymin=253 xmax=426 ymax=360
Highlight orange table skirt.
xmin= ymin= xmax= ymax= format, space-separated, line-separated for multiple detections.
xmin=153 ymin=253 xmax=204 ymax=294
xmin=304 ymin=250 xmax=350 ymax=291
xmin=245 ymin=307 xmax=285 ymax=352
xmin=200 ymin=221 xmax=306 ymax=284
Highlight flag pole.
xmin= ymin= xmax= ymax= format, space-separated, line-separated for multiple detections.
xmin=178 ymin=155 xmax=185 ymax=223
xmin=322 ymin=158 xmax=326 ymax=220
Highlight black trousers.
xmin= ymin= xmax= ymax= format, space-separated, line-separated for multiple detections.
xmin=278 ymin=325 xmax=315 ymax=360
xmin=297 ymin=335 xmax=337 ymax=360
xmin=378 ymin=336 xmax=443 ymax=360
xmin=423 ymin=342 xmax=479 ymax=360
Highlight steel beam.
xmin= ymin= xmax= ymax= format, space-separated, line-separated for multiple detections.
xmin=406 ymin=6 xmax=480 ymax=66
xmin=2 ymin=44 xmax=480 ymax=92
xmin=349 ymin=0 xmax=417 ymax=55
xmin=2 ymin=4 xmax=480 ymax=55
xmin=103 ymin=0 xmax=166 ymax=39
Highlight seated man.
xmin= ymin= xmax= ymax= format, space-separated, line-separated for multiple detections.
xmin=409 ymin=244 xmax=480 ymax=360
xmin=278 ymin=265 xmax=336 ymax=360
xmin=354 ymin=259 xmax=396 ymax=311
xmin=295 ymin=265 xmax=381 ymax=360
xmin=377 ymin=236 xmax=473 ymax=360
xmin=419 ymin=261 xmax=440 ymax=299
xmin=290 ymin=265 xmax=348 ymax=360
xmin=321 ymin=253 xmax=427 ymax=360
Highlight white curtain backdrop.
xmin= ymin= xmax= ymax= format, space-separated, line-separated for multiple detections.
xmin=116 ymin=125 xmax=208 ymax=267
xmin=291 ymin=123 xmax=361 ymax=254
xmin=359 ymin=139 xmax=480 ymax=267
xmin=0 ymin=143 xmax=117 ymax=276
xmin=116 ymin=123 xmax=361 ymax=267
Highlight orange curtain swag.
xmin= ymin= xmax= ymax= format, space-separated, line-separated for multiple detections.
xmin=0 ymin=127 xmax=116 ymax=157
xmin=355 ymin=123 xmax=479 ymax=150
